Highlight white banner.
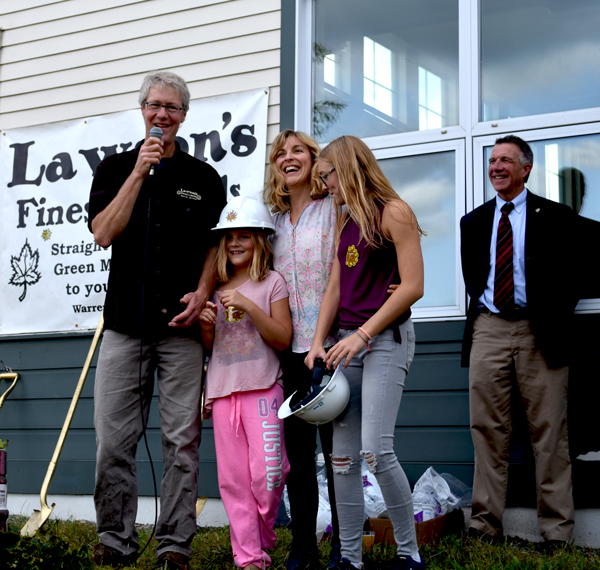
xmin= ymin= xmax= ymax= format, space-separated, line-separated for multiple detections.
xmin=0 ymin=88 xmax=269 ymax=335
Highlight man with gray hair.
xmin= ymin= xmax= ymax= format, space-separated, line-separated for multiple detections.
xmin=460 ymin=134 xmax=581 ymax=548
xmin=88 ymin=71 xmax=225 ymax=570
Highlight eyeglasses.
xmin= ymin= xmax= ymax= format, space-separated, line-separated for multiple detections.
xmin=319 ymin=167 xmax=336 ymax=185
xmin=143 ymin=101 xmax=185 ymax=114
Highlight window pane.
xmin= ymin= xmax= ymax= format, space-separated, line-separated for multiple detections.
xmin=484 ymin=134 xmax=600 ymax=222
xmin=379 ymin=151 xmax=456 ymax=308
xmin=313 ymin=0 xmax=459 ymax=141
xmin=481 ymin=0 xmax=600 ymax=121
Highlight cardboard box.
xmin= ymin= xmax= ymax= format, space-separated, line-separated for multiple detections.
xmin=368 ymin=512 xmax=450 ymax=547
xmin=416 ymin=514 xmax=447 ymax=545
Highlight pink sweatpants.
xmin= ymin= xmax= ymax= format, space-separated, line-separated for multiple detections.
xmin=212 ymin=384 xmax=290 ymax=569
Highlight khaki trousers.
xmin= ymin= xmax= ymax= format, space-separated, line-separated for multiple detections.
xmin=469 ymin=312 xmax=574 ymax=541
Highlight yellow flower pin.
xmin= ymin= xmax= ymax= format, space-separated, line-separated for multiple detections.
xmin=226 ymin=210 xmax=238 ymax=222
xmin=225 ymin=306 xmax=245 ymax=323
xmin=346 ymin=245 xmax=359 ymax=267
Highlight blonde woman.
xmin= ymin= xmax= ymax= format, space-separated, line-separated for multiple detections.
xmin=265 ymin=130 xmax=341 ymax=569
xmin=306 ymin=136 xmax=426 ymax=570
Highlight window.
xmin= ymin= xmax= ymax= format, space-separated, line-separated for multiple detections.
xmin=363 ymin=37 xmax=393 ymax=118
xmin=477 ymin=126 xmax=600 ymax=308
xmin=480 ymin=0 xmax=600 ymax=121
xmin=481 ymin=129 xmax=600 ymax=222
xmin=375 ymin=142 xmax=466 ymax=317
xmin=419 ymin=67 xmax=443 ymax=131
xmin=290 ymin=0 xmax=600 ymax=318
xmin=311 ymin=0 xmax=459 ymax=142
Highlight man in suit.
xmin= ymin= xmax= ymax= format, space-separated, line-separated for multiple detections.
xmin=460 ymin=135 xmax=581 ymax=546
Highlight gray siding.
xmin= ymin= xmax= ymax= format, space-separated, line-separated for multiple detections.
xmin=2 ymin=317 xmax=598 ymax=506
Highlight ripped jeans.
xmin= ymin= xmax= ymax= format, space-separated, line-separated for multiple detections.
xmin=332 ymin=321 xmax=417 ymax=567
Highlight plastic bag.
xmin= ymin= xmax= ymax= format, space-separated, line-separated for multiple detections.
xmin=412 ymin=467 xmax=459 ymax=521
xmin=362 ymin=460 xmax=389 ymax=519
xmin=316 ymin=492 xmax=332 ymax=542
xmin=440 ymin=472 xmax=472 ymax=508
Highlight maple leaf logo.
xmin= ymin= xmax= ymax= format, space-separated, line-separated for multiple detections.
xmin=9 ymin=239 xmax=41 ymax=302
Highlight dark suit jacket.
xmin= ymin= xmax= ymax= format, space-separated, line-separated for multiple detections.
xmin=460 ymin=190 xmax=582 ymax=369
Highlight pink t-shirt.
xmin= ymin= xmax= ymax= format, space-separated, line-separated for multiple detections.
xmin=204 ymin=270 xmax=289 ymax=412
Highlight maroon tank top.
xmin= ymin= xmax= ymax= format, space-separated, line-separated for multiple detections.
xmin=338 ymin=213 xmax=410 ymax=329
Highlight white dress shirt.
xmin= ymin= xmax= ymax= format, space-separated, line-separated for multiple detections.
xmin=480 ymin=189 xmax=528 ymax=312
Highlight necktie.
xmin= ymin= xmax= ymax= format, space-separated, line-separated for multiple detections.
xmin=494 ymin=202 xmax=515 ymax=312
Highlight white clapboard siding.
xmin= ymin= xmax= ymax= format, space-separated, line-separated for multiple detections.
xmin=0 ymin=0 xmax=282 ymax=149
xmin=2 ymin=0 xmax=279 ymax=59
xmin=1 ymin=29 xmax=280 ymax=98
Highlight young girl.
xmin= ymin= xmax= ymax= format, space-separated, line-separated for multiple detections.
xmin=306 ymin=136 xmax=426 ymax=570
xmin=200 ymin=195 xmax=292 ymax=570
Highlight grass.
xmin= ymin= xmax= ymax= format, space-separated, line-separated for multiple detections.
xmin=4 ymin=515 xmax=600 ymax=569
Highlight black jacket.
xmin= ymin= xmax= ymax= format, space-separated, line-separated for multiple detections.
xmin=460 ymin=190 xmax=582 ymax=369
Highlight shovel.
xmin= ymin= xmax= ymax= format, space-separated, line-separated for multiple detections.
xmin=0 ymin=364 xmax=20 ymax=416
xmin=21 ymin=315 xmax=104 ymax=537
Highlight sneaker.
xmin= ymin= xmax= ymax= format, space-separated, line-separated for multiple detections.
xmin=390 ymin=554 xmax=426 ymax=570
xmin=91 ymin=543 xmax=137 ymax=568
xmin=155 ymin=551 xmax=190 ymax=570
xmin=284 ymin=542 xmax=319 ymax=570
xmin=332 ymin=558 xmax=361 ymax=570
xmin=328 ymin=542 xmax=342 ymax=569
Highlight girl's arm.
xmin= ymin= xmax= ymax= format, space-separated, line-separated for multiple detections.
xmin=324 ymin=200 xmax=424 ymax=369
xmin=199 ymin=301 xmax=217 ymax=350
xmin=305 ymin=257 xmax=341 ymax=370
xmin=219 ymin=290 xmax=292 ymax=351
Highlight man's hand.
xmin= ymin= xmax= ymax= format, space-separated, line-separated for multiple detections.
xmin=169 ymin=288 xmax=209 ymax=328
xmin=134 ymin=133 xmax=164 ymax=178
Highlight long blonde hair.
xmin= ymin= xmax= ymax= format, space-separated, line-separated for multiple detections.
xmin=318 ymin=136 xmax=423 ymax=247
xmin=264 ymin=130 xmax=327 ymax=213
xmin=216 ymin=230 xmax=273 ymax=283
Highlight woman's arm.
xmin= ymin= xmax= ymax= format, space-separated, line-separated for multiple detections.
xmin=324 ymin=200 xmax=424 ymax=369
xmin=305 ymin=257 xmax=341 ymax=369
xmin=219 ymin=291 xmax=292 ymax=351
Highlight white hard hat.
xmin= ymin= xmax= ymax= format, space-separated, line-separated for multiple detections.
xmin=278 ymin=366 xmax=350 ymax=426
xmin=212 ymin=195 xmax=275 ymax=234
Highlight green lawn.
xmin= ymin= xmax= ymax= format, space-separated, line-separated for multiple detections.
xmin=3 ymin=515 xmax=600 ymax=570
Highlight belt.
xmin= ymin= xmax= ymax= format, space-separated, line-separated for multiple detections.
xmin=477 ymin=306 xmax=529 ymax=321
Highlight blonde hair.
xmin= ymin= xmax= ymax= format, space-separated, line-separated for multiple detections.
xmin=216 ymin=230 xmax=273 ymax=283
xmin=318 ymin=135 xmax=424 ymax=247
xmin=264 ymin=130 xmax=327 ymax=213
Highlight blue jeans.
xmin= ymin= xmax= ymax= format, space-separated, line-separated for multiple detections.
xmin=332 ymin=321 xmax=417 ymax=567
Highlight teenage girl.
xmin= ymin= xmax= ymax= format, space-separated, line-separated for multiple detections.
xmin=265 ymin=129 xmax=341 ymax=569
xmin=200 ymin=196 xmax=292 ymax=570
xmin=306 ymin=136 xmax=426 ymax=570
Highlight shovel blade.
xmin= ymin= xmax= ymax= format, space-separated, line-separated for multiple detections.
xmin=195 ymin=496 xmax=208 ymax=519
xmin=20 ymin=504 xmax=54 ymax=537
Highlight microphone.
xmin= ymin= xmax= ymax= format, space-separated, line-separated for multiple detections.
xmin=148 ymin=127 xmax=163 ymax=176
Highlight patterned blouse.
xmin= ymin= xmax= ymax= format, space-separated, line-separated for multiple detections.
xmin=271 ymin=195 xmax=338 ymax=353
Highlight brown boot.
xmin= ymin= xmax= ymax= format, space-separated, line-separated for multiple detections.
xmin=91 ymin=543 xmax=137 ymax=568
xmin=155 ymin=551 xmax=190 ymax=570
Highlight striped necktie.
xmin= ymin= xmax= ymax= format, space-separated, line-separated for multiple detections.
xmin=494 ymin=202 xmax=515 ymax=312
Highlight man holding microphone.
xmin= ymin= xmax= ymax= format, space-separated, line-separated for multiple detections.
xmin=88 ymin=71 xmax=225 ymax=570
